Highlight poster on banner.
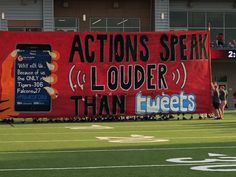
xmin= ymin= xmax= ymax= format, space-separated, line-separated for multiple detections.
xmin=0 ymin=30 xmax=212 ymax=118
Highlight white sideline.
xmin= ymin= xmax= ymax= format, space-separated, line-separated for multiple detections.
xmin=0 ymin=163 xmax=227 ymax=172
xmin=0 ymin=146 xmax=236 ymax=154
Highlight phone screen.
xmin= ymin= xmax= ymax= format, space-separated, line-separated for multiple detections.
xmin=14 ymin=44 xmax=52 ymax=112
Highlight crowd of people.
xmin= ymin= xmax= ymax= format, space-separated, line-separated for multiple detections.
xmin=211 ymin=82 xmax=228 ymax=119
xmin=211 ymin=32 xmax=236 ymax=49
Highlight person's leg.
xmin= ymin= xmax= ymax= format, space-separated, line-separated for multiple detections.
xmin=222 ymin=101 xmax=227 ymax=119
xmin=215 ymin=109 xmax=220 ymax=118
xmin=220 ymin=102 xmax=224 ymax=118
xmin=218 ymin=108 xmax=223 ymax=119
xmin=217 ymin=103 xmax=223 ymax=119
xmin=213 ymin=103 xmax=219 ymax=118
xmin=213 ymin=102 xmax=222 ymax=119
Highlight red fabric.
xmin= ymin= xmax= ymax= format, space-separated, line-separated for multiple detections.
xmin=211 ymin=49 xmax=225 ymax=59
xmin=0 ymin=30 xmax=212 ymax=118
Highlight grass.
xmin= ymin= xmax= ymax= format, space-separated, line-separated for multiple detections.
xmin=0 ymin=110 xmax=235 ymax=177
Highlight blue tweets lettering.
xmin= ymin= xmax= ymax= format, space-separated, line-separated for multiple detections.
xmin=136 ymin=92 xmax=196 ymax=114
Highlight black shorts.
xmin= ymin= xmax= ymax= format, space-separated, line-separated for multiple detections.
xmin=213 ymin=102 xmax=220 ymax=109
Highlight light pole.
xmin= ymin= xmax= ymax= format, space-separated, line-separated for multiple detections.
xmin=1 ymin=12 xmax=5 ymax=20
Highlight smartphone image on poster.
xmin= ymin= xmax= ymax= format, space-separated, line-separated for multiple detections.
xmin=14 ymin=44 xmax=52 ymax=112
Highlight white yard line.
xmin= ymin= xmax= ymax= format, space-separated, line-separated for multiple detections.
xmin=0 ymin=146 xmax=236 ymax=154
xmin=0 ymin=128 xmax=233 ymax=136
xmin=0 ymin=135 xmax=235 ymax=143
xmin=0 ymin=139 xmax=95 ymax=143
xmin=0 ymin=163 xmax=229 ymax=172
xmin=0 ymin=122 xmax=226 ymax=130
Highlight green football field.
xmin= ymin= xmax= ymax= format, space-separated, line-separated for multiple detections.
xmin=0 ymin=111 xmax=236 ymax=177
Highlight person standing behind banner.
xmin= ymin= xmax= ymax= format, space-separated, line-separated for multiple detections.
xmin=212 ymin=82 xmax=222 ymax=119
xmin=219 ymin=85 xmax=227 ymax=119
xmin=216 ymin=33 xmax=224 ymax=47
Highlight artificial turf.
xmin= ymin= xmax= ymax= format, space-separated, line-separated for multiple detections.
xmin=0 ymin=110 xmax=235 ymax=177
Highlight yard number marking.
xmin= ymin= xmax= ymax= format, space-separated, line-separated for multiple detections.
xmin=66 ymin=125 xmax=113 ymax=130
xmin=167 ymin=153 xmax=236 ymax=172
xmin=97 ymin=134 xmax=169 ymax=143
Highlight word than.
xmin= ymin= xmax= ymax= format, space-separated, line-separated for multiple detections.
xmin=70 ymin=95 xmax=125 ymax=116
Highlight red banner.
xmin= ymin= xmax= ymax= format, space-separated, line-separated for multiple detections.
xmin=0 ymin=30 xmax=212 ymax=118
